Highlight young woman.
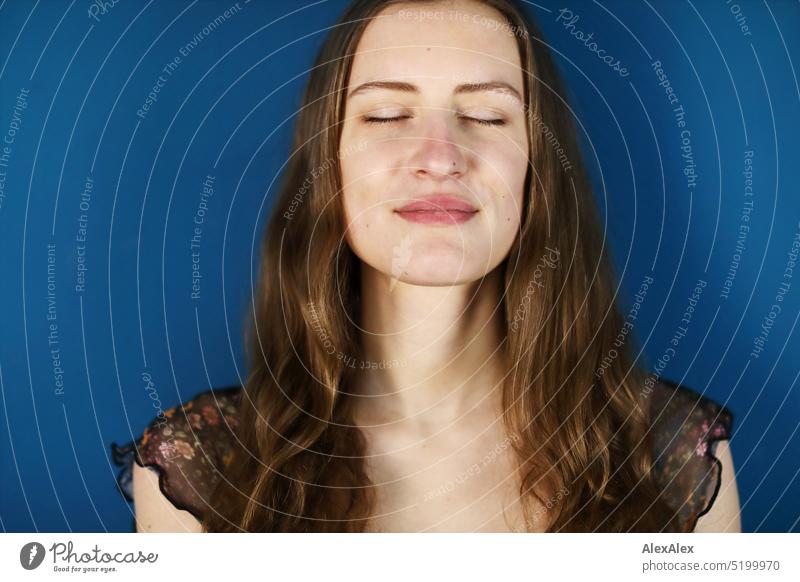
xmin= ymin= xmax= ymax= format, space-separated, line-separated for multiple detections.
xmin=113 ymin=0 xmax=741 ymax=533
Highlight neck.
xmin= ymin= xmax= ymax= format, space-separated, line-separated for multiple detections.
xmin=351 ymin=262 xmax=508 ymax=429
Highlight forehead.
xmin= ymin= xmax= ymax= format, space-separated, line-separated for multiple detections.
xmin=347 ymin=2 xmax=524 ymax=93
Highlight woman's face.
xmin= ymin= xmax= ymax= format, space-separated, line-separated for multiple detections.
xmin=339 ymin=0 xmax=529 ymax=286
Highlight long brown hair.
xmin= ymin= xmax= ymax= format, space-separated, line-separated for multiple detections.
xmin=204 ymin=0 xmax=683 ymax=532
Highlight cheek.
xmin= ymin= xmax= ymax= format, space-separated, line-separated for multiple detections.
xmin=339 ymin=122 xmax=395 ymax=185
xmin=342 ymin=192 xmax=374 ymax=254
xmin=340 ymin=156 xmax=393 ymax=257
xmin=340 ymin=139 xmax=401 ymax=225
xmin=340 ymin=138 xmax=392 ymax=197
xmin=482 ymin=147 xmax=527 ymax=229
xmin=342 ymin=155 xmax=381 ymax=220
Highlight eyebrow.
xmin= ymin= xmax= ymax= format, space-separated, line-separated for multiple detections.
xmin=348 ymin=80 xmax=523 ymax=103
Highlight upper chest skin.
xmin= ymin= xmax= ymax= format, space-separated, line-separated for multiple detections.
xmin=357 ymin=416 xmax=539 ymax=532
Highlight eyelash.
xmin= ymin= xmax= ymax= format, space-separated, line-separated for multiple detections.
xmin=364 ymin=115 xmax=506 ymax=127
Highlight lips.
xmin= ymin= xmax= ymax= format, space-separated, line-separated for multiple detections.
xmin=394 ymin=195 xmax=479 ymax=225
xmin=396 ymin=195 xmax=478 ymax=213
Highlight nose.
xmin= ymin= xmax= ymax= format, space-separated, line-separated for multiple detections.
xmin=407 ymin=116 xmax=467 ymax=181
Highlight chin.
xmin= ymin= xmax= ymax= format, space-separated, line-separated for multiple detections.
xmin=386 ymin=257 xmax=487 ymax=287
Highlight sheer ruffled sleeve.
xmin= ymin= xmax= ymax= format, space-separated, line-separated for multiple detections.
xmin=111 ymin=386 xmax=242 ymax=527
xmin=648 ymin=379 xmax=734 ymax=532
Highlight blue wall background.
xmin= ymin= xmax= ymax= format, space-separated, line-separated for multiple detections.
xmin=0 ymin=0 xmax=797 ymax=532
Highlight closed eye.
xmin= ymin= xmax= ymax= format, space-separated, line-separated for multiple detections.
xmin=363 ymin=115 xmax=506 ymax=126
xmin=459 ymin=116 xmax=506 ymax=126
xmin=364 ymin=115 xmax=411 ymax=124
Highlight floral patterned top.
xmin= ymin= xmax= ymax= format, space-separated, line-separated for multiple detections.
xmin=110 ymin=377 xmax=733 ymax=532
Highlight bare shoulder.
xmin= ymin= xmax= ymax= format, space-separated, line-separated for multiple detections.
xmin=127 ymin=386 xmax=242 ymax=532
xmin=132 ymin=462 xmax=203 ymax=533
xmin=693 ymin=440 xmax=742 ymax=532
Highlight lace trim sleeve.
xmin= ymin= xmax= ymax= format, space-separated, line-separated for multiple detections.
xmin=110 ymin=387 xmax=242 ymax=526
xmin=648 ymin=379 xmax=734 ymax=532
